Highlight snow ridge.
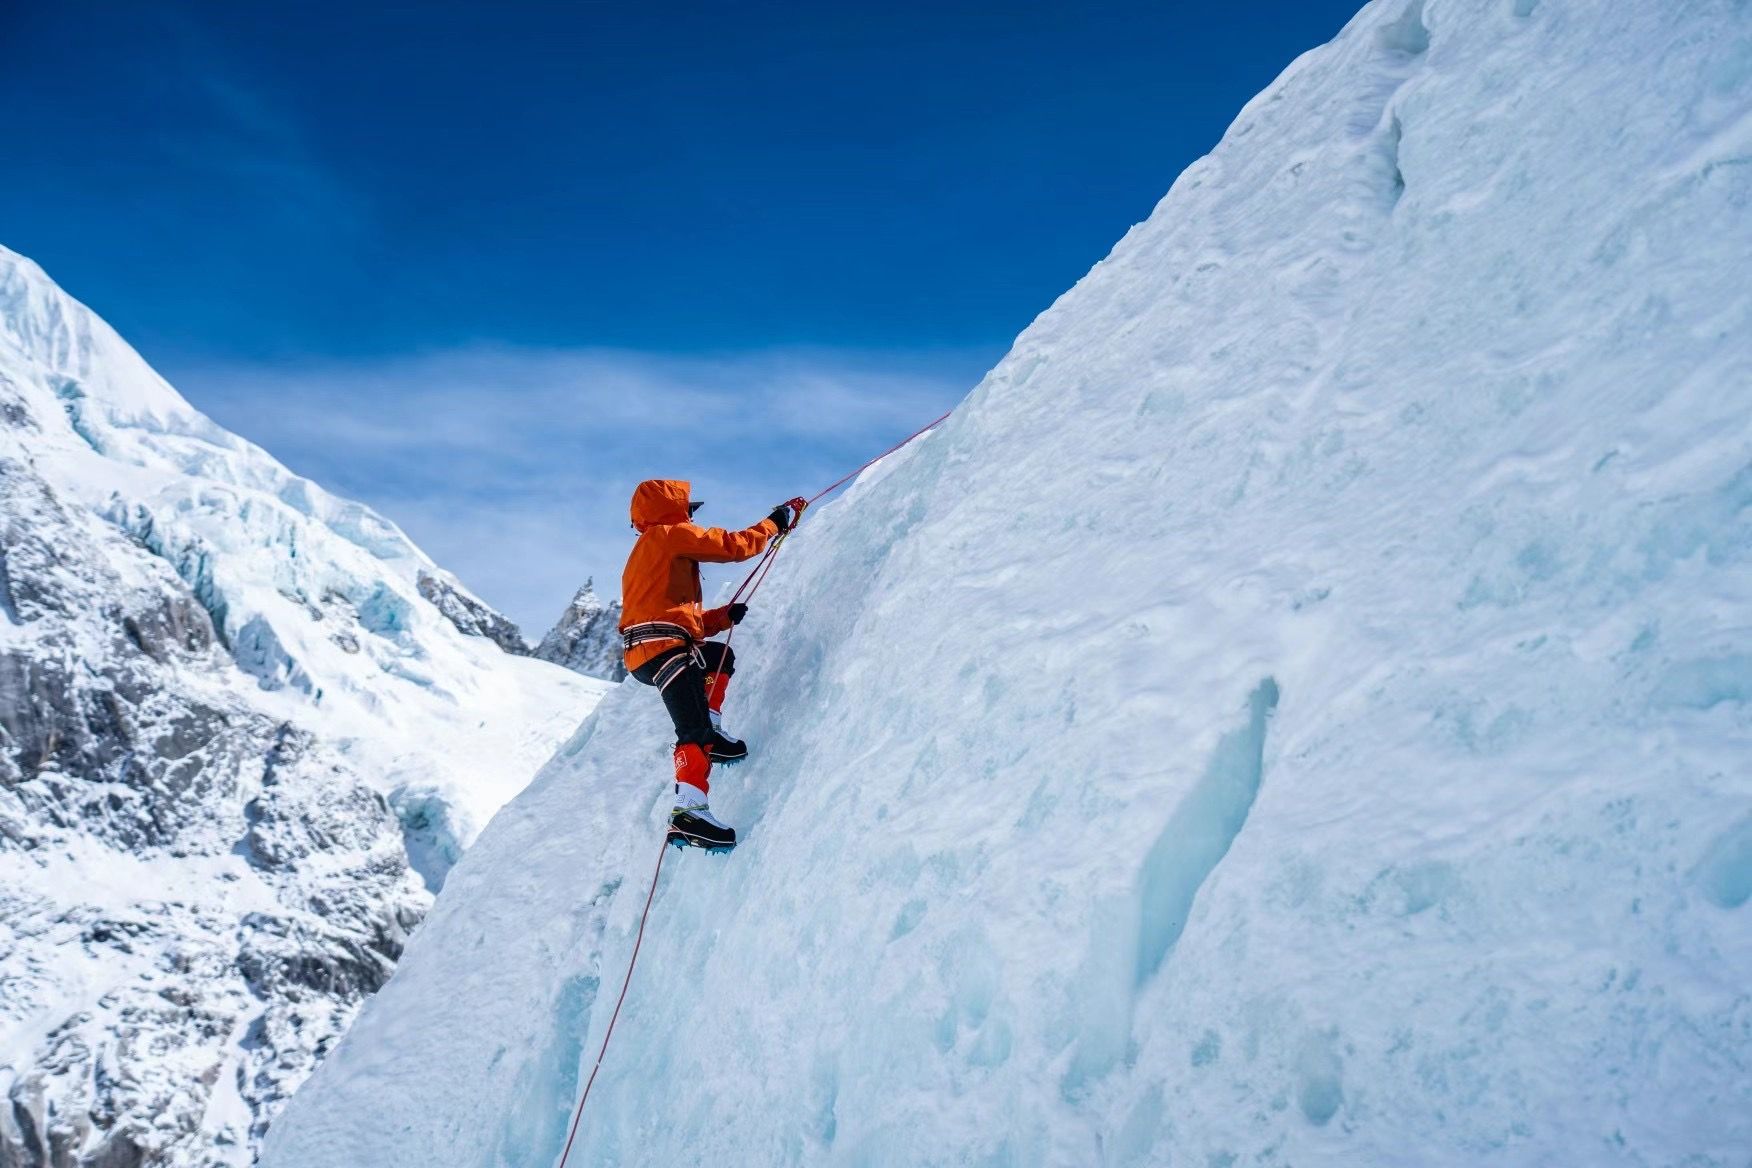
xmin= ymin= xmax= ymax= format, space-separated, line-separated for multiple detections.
xmin=0 ymin=244 xmax=607 ymax=1166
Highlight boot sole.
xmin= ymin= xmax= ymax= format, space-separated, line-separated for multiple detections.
xmin=666 ymin=828 xmax=736 ymax=853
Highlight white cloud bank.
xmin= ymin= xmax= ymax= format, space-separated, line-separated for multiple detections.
xmin=171 ymin=344 xmax=989 ymax=633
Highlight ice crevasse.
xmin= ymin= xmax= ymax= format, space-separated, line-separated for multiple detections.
xmin=263 ymin=1 xmax=1752 ymax=1165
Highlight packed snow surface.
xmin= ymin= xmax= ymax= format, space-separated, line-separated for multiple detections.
xmin=265 ymin=1 xmax=1752 ymax=1165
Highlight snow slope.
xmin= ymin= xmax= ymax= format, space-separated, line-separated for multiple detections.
xmin=0 ymin=244 xmax=608 ymax=1164
xmin=263 ymin=1 xmax=1752 ymax=1165
xmin=0 ymin=241 xmax=606 ymax=860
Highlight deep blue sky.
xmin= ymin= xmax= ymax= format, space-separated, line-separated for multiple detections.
xmin=2 ymin=0 xmax=1360 ymax=629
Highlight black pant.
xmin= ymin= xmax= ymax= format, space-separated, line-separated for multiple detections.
xmin=631 ymin=640 xmax=734 ymax=747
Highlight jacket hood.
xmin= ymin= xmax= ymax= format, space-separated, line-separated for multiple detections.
xmin=630 ymin=479 xmax=693 ymax=531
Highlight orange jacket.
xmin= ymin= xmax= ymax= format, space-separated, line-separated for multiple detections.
xmin=618 ymin=479 xmax=779 ymax=672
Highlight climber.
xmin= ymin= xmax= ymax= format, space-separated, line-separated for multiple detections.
xmin=620 ymin=479 xmax=806 ymax=851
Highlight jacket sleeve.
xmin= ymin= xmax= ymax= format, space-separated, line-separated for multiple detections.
xmin=663 ymin=518 xmax=779 ymax=564
xmin=702 ymin=606 xmax=733 ymax=636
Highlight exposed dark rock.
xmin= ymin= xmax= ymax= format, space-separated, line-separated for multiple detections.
xmin=0 ymin=444 xmax=426 ymax=1168
xmin=415 ymin=570 xmax=527 ymax=655
xmin=532 ymin=578 xmax=625 ymax=681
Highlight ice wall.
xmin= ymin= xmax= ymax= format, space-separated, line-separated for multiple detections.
xmin=263 ymin=1 xmax=1752 ymax=1164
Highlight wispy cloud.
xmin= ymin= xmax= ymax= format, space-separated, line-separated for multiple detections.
xmin=148 ymin=5 xmax=367 ymax=239
xmin=171 ymin=345 xmax=991 ymax=631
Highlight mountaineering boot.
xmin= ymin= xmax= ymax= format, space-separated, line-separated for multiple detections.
xmin=706 ymin=728 xmax=748 ymax=764
xmin=668 ymin=804 xmax=736 ymax=851
xmin=703 ymin=669 xmax=747 ymax=762
xmin=667 ymin=742 xmax=735 ymax=850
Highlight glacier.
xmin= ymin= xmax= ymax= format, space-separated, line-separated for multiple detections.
xmin=0 ymin=242 xmax=609 ymax=1165
xmin=263 ymin=0 xmax=1752 ymax=1165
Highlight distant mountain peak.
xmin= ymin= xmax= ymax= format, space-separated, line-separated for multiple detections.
xmin=533 ymin=577 xmax=625 ymax=681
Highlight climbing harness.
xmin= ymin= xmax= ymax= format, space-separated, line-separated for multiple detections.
xmin=621 ymin=620 xmax=709 ymax=685
xmin=620 ymin=620 xmax=697 ymax=653
xmin=552 ymin=408 xmax=951 ymax=1167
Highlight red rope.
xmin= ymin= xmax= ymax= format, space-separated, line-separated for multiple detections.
xmin=805 ymin=408 xmax=954 ymax=508
xmin=727 ymin=538 xmax=781 ymax=608
xmin=555 ymin=837 xmax=669 ymax=1168
xmin=555 ymin=407 xmax=953 ymax=1159
xmin=727 ymin=407 xmax=953 ymax=618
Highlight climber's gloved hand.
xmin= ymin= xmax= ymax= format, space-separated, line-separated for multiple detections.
xmin=769 ymin=497 xmax=809 ymax=533
xmin=727 ymin=603 xmax=748 ymax=625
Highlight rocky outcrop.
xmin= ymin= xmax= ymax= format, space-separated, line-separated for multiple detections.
xmin=532 ymin=578 xmax=624 ymax=681
xmin=415 ymin=571 xmax=528 ymax=655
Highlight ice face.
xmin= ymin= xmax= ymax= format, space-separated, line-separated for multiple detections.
xmin=262 ymin=1 xmax=1752 ymax=1165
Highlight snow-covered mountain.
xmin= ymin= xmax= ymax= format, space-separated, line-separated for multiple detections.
xmin=264 ymin=1 xmax=1751 ymax=1165
xmin=533 ymin=580 xmax=625 ymax=681
xmin=0 ymin=243 xmax=609 ymax=1166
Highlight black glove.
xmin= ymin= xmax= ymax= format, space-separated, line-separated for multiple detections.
xmin=768 ymin=496 xmax=807 ymax=534
xmin=727 ymin=603 xmax=748 ymax=625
